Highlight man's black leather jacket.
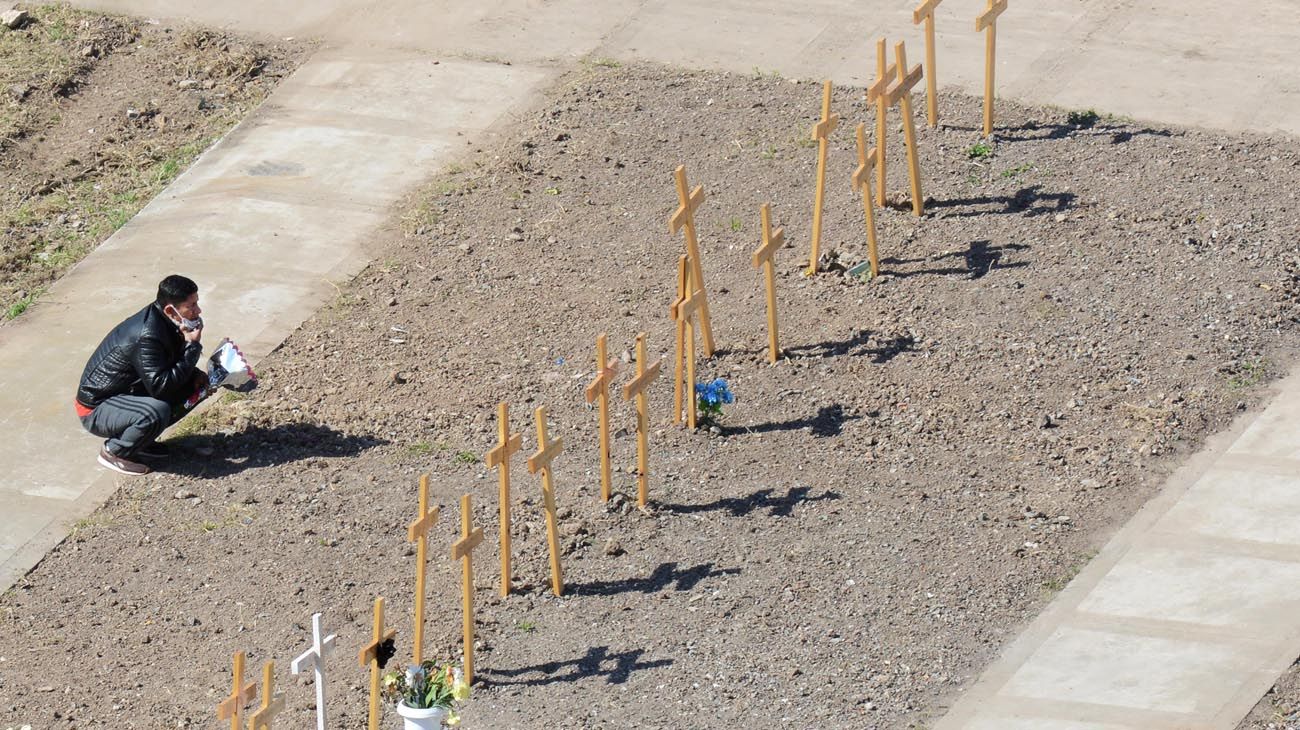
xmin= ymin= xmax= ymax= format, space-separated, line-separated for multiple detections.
xmin=76 ymin=303 xmax=202 ymax=408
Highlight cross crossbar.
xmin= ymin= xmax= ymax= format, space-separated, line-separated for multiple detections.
xmin=527 ymin=437 xmax=563 ymax=474
xmin=584 ymin=358 xmax=622 ymax=403
xmin=451 ymin=526 xmax=484 ymax=560
xmin=623 ymin=358 xmax=662 ymax=399
xmin=866 ymin=62 xmax=900 ymax=103
xmin=977 ymin=0 xmax=1007 ymax=31
xmin=484 ymin=432 xmax=522 ymax=468
xmin=913 ymin=0 xmax=943 ymax=22
xmin=885 ymin=63 xmax=924 ymax=105
xmin=669 ymin=184 xmax=705 ymax=234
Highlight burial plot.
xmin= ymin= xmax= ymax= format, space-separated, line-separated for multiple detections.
xmin=977 ymin=0 xmax=1008 ymax=136
xmin=885 ymin=41 xmax=926 ymax=216
xmin=407 ymin=474 xmax=441 ymax=663
xmin=913 ymin=0 xmax=945 ymax=127
xmin=668 ymin=165 xmax=717 ymax=355
xmin=584 ymin=333 xmax=622 ymax=502
xmin=247 ymin=661 xmax=285 ymax=730
xmin=752 ymin=203 xmax=785 ymax=363
xmin=621 ymin=332 xmax=663 ymax=507
xmin=484 ymin=402 xmax=523 ymax=597
xmin=291 ymin=612 xmax=337 ymax=730
xmin=806 ymin=80 xmax=840 ymax=275
xmin=527 ymin=406 xmax=566 ymax=596
xmin=357 ymin=597 xmax=396 ymax=730
xmin=850 ymin=122 xmax=882 ymax=277
xmin=215 ymin=650 xmax=256 ymax=730
xmin=451 ymin=494 xmax=485 ymax=684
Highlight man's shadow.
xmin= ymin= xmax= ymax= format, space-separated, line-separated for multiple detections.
xmin=661 ymin=486 xmax=841 ymax=518
xmin=724 ymin=403 xmax=862 ymax=438
xmin=930 ymin=186 xmax=1074 ymax=219
xmin=569 ymin=561 xmax=741 ymax=598
xmin=161 ymin=423 xmax=386 ymax=478
xmin=483 ymin=646 xmax=672 ymax=687
xmin=883 ymin=240 xmax=1029 ymax=280
xmin=785 ymin=332 xmax=915 ymax=363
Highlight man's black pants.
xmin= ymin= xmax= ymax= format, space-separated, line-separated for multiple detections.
xmin=80 ymin=395 xmax=173 ymax=457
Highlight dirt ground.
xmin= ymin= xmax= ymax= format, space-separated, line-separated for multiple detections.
xmin=2 ymin=63 xmax=1300 ymax=729
xmin=0 ymin=2 xmax=305 ymax=321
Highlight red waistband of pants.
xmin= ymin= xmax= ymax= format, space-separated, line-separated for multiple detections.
xmin=74 ymin=399 xmax=94 ymax=418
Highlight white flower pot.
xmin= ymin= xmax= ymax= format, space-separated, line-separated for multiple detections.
xmin=396 ymin=701 xmax=449 ymax=730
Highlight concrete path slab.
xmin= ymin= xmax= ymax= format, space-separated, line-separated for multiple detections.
xmin=934 ymin=372 xmax=1300 ymax=730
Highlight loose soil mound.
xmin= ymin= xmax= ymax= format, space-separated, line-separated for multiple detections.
xmin=0 ymin=3 xmax=305 ymax=320
xmin=2 ymin=64 xmax=1299 ymax=729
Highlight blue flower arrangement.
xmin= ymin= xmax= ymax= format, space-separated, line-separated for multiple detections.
xmin=695 ymin=378 xmax=735 ymax=422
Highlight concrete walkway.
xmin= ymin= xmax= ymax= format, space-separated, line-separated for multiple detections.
xmin=2 ymin=1 xmax=1299 ymax=727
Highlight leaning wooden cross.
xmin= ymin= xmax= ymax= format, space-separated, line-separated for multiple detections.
xmin=407 ymin=474 xmax=441 ymax=663
xmin=247 ymin=661 xmax=285 ymax=730
xmin=866 ymin=38 xmax=897 ymax=209
xmin=215 ymin=650 xmax=256 ymax=730
xmin=357 ymin=597 xmax=396 ymax=730
xmin=850 ymin=122 xmax=882 ymax=277
xmin=753 ymin=203 xmax=785 ymax=363
xmin=621 ymin=332 xmax=662 ymax=508
xmin=584 ymin=333 xmax=622 ymax=502
xmin=885 ymin=41 xmax=926 ymax=217
xmin=913 ymin=0 xmax=945 ymax=127
xmin=451 ymin=493 xmax=485 ymax=684
xmin=977 ymin=0 xmax=1008 ymax=136
xmin=671 ymin=255 xmax=688 ymax=424
xmin=805 ymin=80 xmax=840 ymax=275
xmin=668 ymin=165 xmax=716 ymax=356
xmin=291 ymin=612 xmax=337 ymax=730
xmin=527 ymin=406 xmax=565 ymax=596
xmin=483 ymin=402 xmax=522 ymax=597
xmin=671 ymin=273 xmax=706 ymax=430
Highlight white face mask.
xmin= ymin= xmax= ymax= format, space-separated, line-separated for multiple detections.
xmin=166 ymin=305 xmax=202 ymax=331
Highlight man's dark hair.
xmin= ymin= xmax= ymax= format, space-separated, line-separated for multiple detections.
xmin=156 ymin=275 xmax=198 ymax=307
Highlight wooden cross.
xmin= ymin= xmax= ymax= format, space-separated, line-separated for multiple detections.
xmin=584 ymin=333 xmax=622 ymax=502
xmin=805 ymin=80 xmax=840 ymax=275
xmin=407 ymin=474 xmax=441 ymax=663
xmin=526 ymin=406 xmax=565 ymax=597
xmin=216 ymin=651 xmax=256 ymax=730
xmin=752 ymin=203 xmax=785 ymax=364
xmin=914 ymin=0 xmax=945 ymax=128
xmin=291 ymin=612 xmax=337 ymax=730
xmin=671 ymin=274 xmax=706 ymax=431
xmin=621 ymin=332 xmax=662 ymax=508
xmin=450 ymin=493 xmax=485 ymax=685
xmin=850 ymin=122 xmax=881 ymax=277
xmin=866 ymin=38 xmax=897 ymax=209
xmin=976 ymin=0 xmax=1008 ymax=136
xmin=671 ymin=254 xmax=688 ymax=425
xmin=357 ymin=597 xmax=396 ymax=730
xmin=247 ymin=661 xmax=285 ymax=730
xmin=667 ymin=165 xmax=716 ymax=356
xmin=484 ymin=401 xmax=522 ymax=597
xmin=885 ymin=41 xmax=926 ymax=217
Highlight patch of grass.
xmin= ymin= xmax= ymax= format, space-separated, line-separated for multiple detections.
xmin=406 ymin=441 xmax=434 ymax=456
xmin=966 ymin=142 xmax=993 ymax=159
xmin=454 ymin=450 xmax=479 ymax=465
xmin=200 ymin=520 xmax=220 ymax=532
xmin=728 ymin=217 xmax=742 ymax=232
xmin=760 ymin=144 xmax=777 ymax=160
xmin=5 ymin=289 xmax=41 ymax=320
xmin=1067 ymin=109 xmax=1101 ymax=127
xmin=70 ymin=513 xmax=113 ymax=536
xmin=543 ymin=186 xmax=560 ymax=195
xmin=1001 ymin=162 xmax=1033 ymax=178
xmin=516 ymin=620 xmax=537 ymax=633
xmin=1041 ymin=549 xmax=1097 ymax=594
xmin=1228 ymin=358 xmax=1269 ymax=389
xmin=584 ymin=57 xmax=621 ymax=69
xmin=751 ymin=66 xmax=782 ymax=80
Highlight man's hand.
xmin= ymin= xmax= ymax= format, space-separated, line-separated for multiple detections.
xmin=182 ymin=322 xmax=203 ymax=344
xmin=192 ymin=369 xmax=210 ymax=393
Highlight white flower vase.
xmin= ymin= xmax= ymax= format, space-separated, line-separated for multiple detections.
xmin=396 ymin=701 xmax=449 ymax=730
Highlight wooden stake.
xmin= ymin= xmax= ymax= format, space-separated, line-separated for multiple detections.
xmin=977 ymin=0 xmax=1008 ymax=136
xmin=357 ymin=597 xmax=396 ymax=730
xmin=484 ymin=402 xmax=522 ymax=597
xmin=621 ymin=332 xmax=662 ymax=507
xmin=914 ymin=0 xmax=945 ymax=127
xmin=526 ymin=406 xmax=565 ymax=596
xmin=753 ymin=203 xmax=785 ymax=363
xmin=291 ymin=613 xmax=337 ymax=730
xmin=247 ymin=661 xmax=285 ymax=730
xmin=216 ymin=651 xmax=256 ymax=730
xmin=671 ymin=281 xmax=705 ymax=430
xmin=806 ymin=80 xmax=840 ymax=275
xmin=668 ymin=165 xmax=717 ymax=355
xmin=887 ymin=41 xmax=926 ymax=217
xmin=584 ymin=333 xmax=622 ymax=502
xmin=451 ymin=494 xmax=485 ymax=684
xmin=407 ymin=474 xmax=441 ymax=664
xmin=867 ymin=39 xmax=896 ymax=208
xmin=671 ymin=255 xmax=688 ymax=425
xmin=851 ymin=122 xmax=881 ymax=277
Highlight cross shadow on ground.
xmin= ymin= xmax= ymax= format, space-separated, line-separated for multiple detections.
xmin=724 ymin=403 xmax=863 ymax=438
xmin=785 ymin=331 xmax=915 ymax=363
xmin=931 ymin=185 xmax=1074 ymax=219
xmin=995 ymin=119 xmax=1176 ymax=144
xmin=882 ymin=240 xmax=1029 ymax=280
xmin=568 ymin=561 xmax=741 ymax=598
xmin=483 ymin=646 xmax=673 ymax=687
xmin=159 ymin=423 xmax=387 ymax=478
xmin=661 ymin=486 xmax=841 ymax=518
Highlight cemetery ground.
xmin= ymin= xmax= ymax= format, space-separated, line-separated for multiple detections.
xmin=0 ymin=3 xmax=305 ymax=322
xmin=3 ymin=62 xmax=1300 ymax=729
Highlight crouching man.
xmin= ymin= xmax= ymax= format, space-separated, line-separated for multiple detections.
xmin=75 ymin=274 xmax=208 ymax=475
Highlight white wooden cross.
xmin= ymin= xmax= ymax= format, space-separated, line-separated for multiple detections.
xmin=291 ymin=612 xmax=337 ymax=730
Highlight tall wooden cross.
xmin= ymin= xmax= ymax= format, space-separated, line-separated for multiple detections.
xmin=752 ymin=203 xmax=785 ymax=364
xmin=526 ymin=406 xmax=565 ymax=596
xmin=291 ymin=612 xmax=336 ymax=730
xmin=806 ymin=80 xmax=840 ymax=275
xmin=866 ymin=38 xmax=897 ymax=208
xmin=850 ymin=122 xmax=881 ymax=277
xmin=914 ymin=0 xmax=946 ymax=127
xmin=621 ymin=332 xmax=662 ymax=508
xmin=671 ymin=254 xmax=688 ymax=425
xmin=668 ymin=165 xmax=716 ymax=356
xmin=357 ymin=597 xmax=396 ymax=730
xmin=671 ymin=275 xmax=706 ymax=431
xmin=407 ymin=474 xmax=441 ymax=663
xmin=484 ymin=402 xmax=522 ymax=597
xmin=247 ymin=661 xmax=285 ymax=730
xmin=215 ymin=651 xmax=256 ymax=730
xmin=584 ymin=333 xmax=622 ymax=502
xmin=451 ymin=493 xmax=485 ymax=685
xmin=976 ymin=0 xmax=1008 ymax=136
xmin=885 ymin=41 xmax=926 ymax=217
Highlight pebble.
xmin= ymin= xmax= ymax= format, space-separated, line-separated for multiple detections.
xmin=2 ymin=10 xmax=30 ymax=29
xmin=603 ymin=538 xmax=623 ymax=556
xmin=174 ymin=490 xmax=196 ymax=500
